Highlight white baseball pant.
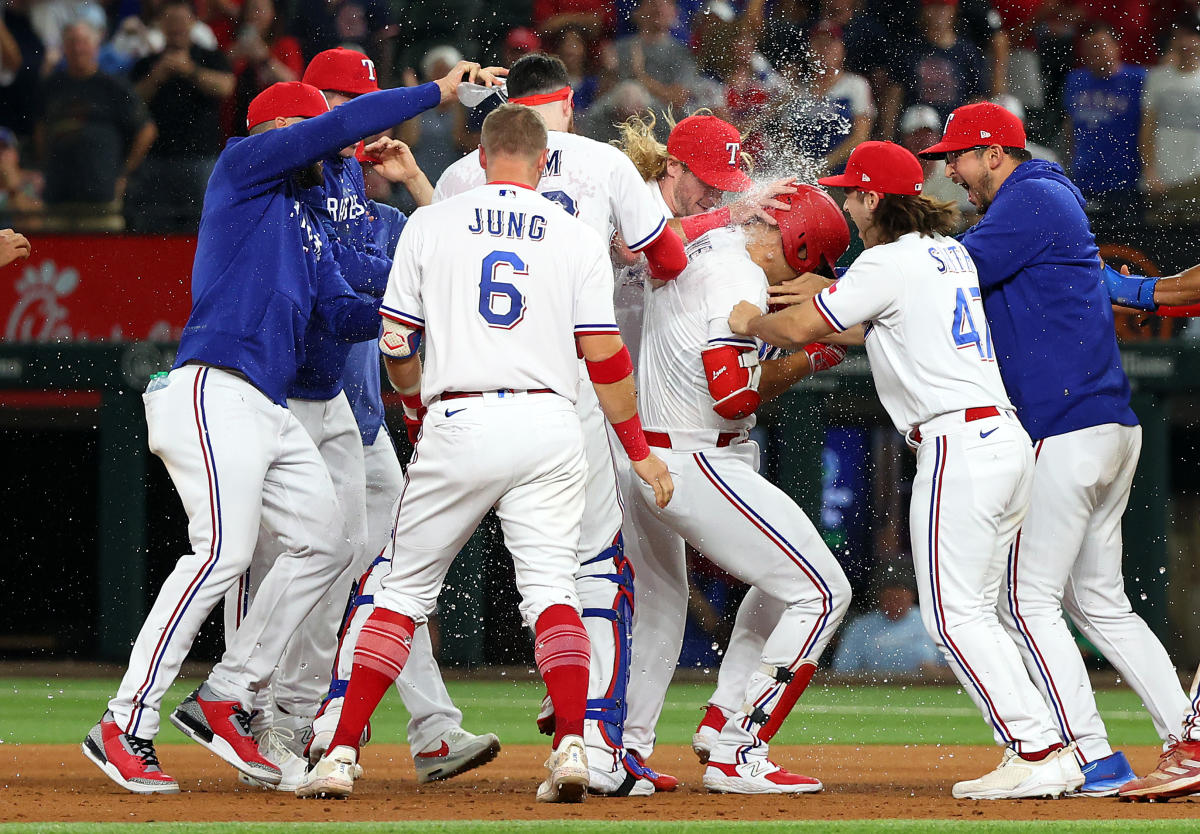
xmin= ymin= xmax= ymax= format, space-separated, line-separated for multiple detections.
xmin=109 ymin=366 xmax=349 ymax=738
xmin=910 ymin=411 xmax=1063 ymax=753
xmin=224 ymin=393 xmax=368 ymax=720
xmin=999 ymin=423 xmax=1190 ymax=762
xmin=629 ymin=437 xmax=851 ymax=762
xmin=375 ymin=391 xmax=585 ymax=626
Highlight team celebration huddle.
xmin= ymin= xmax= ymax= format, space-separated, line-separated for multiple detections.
xmin=77 ymin=45 xmax=1200 ymax=807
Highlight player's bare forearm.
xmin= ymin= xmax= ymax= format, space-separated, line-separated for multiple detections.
xmin=384 ymin=352 xmax=422 ymax=394
xmin=821 ymin=324 xmax=865 ymax=345
xmin=1153 ymin=264 xmax=1200 ymax=307
xmin=579 ymin=333 xmax=638 ymax=422
xmin=403 ymin=171 xmax=435 ymax=207
xmin=729 ymin=298 xmax=836 ymax=349
xmin=758 ymin=352 xmax=813 ymax=402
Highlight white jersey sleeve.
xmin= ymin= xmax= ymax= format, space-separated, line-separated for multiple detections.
xmin=812 ymin=248 xmax=902 ymax=333
xmin=605 ymin=145 xmax=668 ymax=251
xmin=574 ymin=247 xmax=620 ymax=338
xmin=432 ymin=151 xmax=484 ymax=203
xmin=704 ymin=262 xmax=766 ymax=351
xmin=380 ymin=214 xmax=425 ymax=329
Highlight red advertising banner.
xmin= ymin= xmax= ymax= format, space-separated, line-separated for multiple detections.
xmin=0 ymin=235 xmax=196 ymax=343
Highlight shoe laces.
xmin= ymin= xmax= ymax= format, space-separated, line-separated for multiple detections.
xmin=259 ymin=726 xmax=297 ymax=761
xmin=230 ymin=704 xmax=255 ymax=737
xmin=127 ymin=735 xmax=162 ymax=769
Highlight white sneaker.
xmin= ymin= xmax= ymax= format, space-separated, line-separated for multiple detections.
xmin=587 ymin=760 xmax=654 ymax=797
xmin=295 ymin=745 xmax=362 ymax=799
xmin=536 ymin=735 xmax=589 ymax=803
xmin=307 ymin=698 xmax=371 ymax=764
xmin=692 ymin=726 xmax=719 ymax=764
xmin=953 ymin=744 xmax=1082 ymax=800
xmin=704 ymin=757 xmax=823 ymax=794
xmin=238 ymin=726 xmax=310 ymax=791
xmin=413 ymin=727 xmax=501 ymax=783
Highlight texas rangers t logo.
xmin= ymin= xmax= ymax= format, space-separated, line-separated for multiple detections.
xmin=726 ymin=142 xmax=740 ymax=166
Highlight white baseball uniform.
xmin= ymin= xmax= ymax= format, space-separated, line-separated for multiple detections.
xmin=372 ymin=181 xmax=617 ymax=630
xmin=627 ymin=228 xmax=852 ymax=768
xmin=813 ymin=231 xmax=1062 ymax=753
xmin=434 ymin=130 xmax=669 ymax=780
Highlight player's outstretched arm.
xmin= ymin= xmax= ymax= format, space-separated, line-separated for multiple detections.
xmin=578 ymin=333 xmax=673 ymax=508
xmin=729 ymin=297 xmax=837 ymax=349
xmin=757 ymin=344 xmax=847 ymax=402
xmin=363 ymin=137 xmax=435 ymax=207
xmin=1152 ymin=262 xmax=1200 ymax=310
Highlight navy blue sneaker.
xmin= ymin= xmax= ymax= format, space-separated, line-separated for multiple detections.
xmin=1074 ymin=751 xmax=1136 ymax=797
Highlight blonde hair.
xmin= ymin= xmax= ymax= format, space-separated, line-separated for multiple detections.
xmin=612 ymin=108 xmax=754 ymax=182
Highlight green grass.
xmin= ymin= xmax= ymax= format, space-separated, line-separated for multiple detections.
xmin=0 ymin=677 xmax=1165 ymax=748
xmin=3 ymin=823 xmax=1200 ymax=834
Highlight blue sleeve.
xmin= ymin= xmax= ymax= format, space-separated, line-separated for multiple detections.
xmin=958 ymin=182 xmax=1052 ymax=289
xmin=313 ymin=238 xmax=384 ymax=341
xmin=326 ymin=234 xmax=391 ymax=297
xmin=370 ymin=201 xmax=407 ymax=254
xmin=222 ymin=83 xmax=442 ymax=190
xmin=1101 ymin=262 xmax=1158 ymax=310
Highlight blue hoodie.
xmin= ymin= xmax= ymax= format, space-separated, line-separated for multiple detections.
xmin=343 ymin=202 xmax=408 ymax=445
xmin=959 ymin=160 xmax=1137 ymax=441
xmin=289 ymin=153 xmax=393 ymax=401
xmin=173 ymin=83 xmax=441 ymax=406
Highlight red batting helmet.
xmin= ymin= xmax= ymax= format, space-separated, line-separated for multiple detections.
xmin=769 ymin=184 xmax=850 ymax=275
xmin=302 ymin=47 xmax=380 ymax=96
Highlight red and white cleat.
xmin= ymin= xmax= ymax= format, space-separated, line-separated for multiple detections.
xmin=82 ymin=711 xmax=179 ymax=794
xmin=168 ymin=683 xmax=282 ymax=785
xmin=1119 ymin=738 xmax=1200 ymax=801
xmin=703 ymin=758 xmax=823 ymax=794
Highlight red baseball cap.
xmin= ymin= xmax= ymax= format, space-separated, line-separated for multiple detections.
xmin=818 ymin=140 xmax=925 ymax=196
xmin=667 ymin=115 xmax=753 ymax=193
xmin=918 ymin=101 xmax=1026 ymax=159
xmin=302 ymin=47 xmax=380 ymax=96
xmin=247 ymin=82 xmax=329 ymax=130
xmin=770 ymin=185 xmax=851 ymax=274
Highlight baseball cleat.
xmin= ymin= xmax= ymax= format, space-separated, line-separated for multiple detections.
xmin=1118 ymin=738 xmax=1200 ymax=801
xmin=306 ymin=696 xmax=371 ymax=764
xmin=536 ymin=693 xmax=555 ymax=737
xmin=692 ymin=704 xmax=727 ymax=764
xmin=625 ymin=750 xmax=678 ymax=792
xmin=1071 ymin=750 xmax=1136 ymax=797
xmin=952 ymin=744 xmax=1083 ymax=800
xmin=295 ymin=745 xmax=362 ymax=799
xmin=536 ymin=734 xmax=589 ymax=803
xmin=587 ymin=757 xmax=654 ymax=797
xmin=237 ymin=725 xmax=311 ymax=791
xmin=704 ymin=758 xmax=823 ymax=794
xmin=169 ymin=683 xmax=282 ymax=785
xmin=413 ymin=727 xmax=501 ymax=783
xmin=82 ymin=711 xmax=180 ymax=794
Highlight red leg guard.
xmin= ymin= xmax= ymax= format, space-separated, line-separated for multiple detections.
xmin=328 ymin=609 xmax=415 ymax=753
xmin=757 ymin=660 xmax=818 ymax=743
xmin=534 ymin=604 xmax=590 ymax=746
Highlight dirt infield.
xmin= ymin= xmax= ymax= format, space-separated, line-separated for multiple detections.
xmin=4 ymin=743 xmax=1198 ymax=823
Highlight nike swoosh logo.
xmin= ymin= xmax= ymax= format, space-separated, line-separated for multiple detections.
xmin=415 ymin=741 xmax=450 ymax=759
xmin=446 ymin=408 xmax=466 ymax=417
xmin=979 ymin=427 xmax=997 ymax=438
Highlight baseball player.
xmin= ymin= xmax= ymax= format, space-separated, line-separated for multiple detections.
xmin=296 ymin=103 xmax=673 ymax=802
xmin=623 ymin=185 xmax=852 ymax=794
xmin=1119 ymin=666 xmax=1200 ymax=799
xmin=922 ymin=102 xmax=1191 ymax=795
xmin=227 ymin=49 xmax=499 ymax=789
xmin=340 ymin=52 xmax=687 ymax=796
xmin=729 ymin=140 xmax=1085 ymax=800
xmin=82 ymin=70 xmax=491 ymax=793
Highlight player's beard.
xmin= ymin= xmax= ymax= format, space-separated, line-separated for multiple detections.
xmin=972 ymin=169 xmax=995 ymax=214
xmin=294 ymin=160 xmax=324 ymax=190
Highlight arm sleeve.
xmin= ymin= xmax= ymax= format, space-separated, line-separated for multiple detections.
xmin=573 ymin=239 xmax=620 ymax=337
xmin=812 ymin=251 xmax=900 ymax=332
xmin=379 ymin=215 xmax=425 ymax=330
xmin=314 ymin=242 xmax=385 ymax=341
xmin=609 ymin=148 xmax=668 ymax=252
xmin=705 ymin=260 xmax=768 ymax=350
xmin=225 ymin=83 xmax=441 ymax=189
xmin=957 ymin=181 xmax=1053 ymax=289
xmin=326 ymin=234 xmax=391 ymax=297
xmin=370 ymin=201 xmax=407 ymax=255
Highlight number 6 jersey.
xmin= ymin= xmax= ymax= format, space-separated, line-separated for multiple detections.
xmin=813 ymin=231 xmax=1014 ymax=434
xmin=380 ymin=182 xmax=618 ymax=405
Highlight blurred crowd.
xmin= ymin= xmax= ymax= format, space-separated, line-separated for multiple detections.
xmin=2 ymin=0 xmax=1200 ymax=232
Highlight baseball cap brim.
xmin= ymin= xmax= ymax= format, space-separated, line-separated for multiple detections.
xmin=696 ymin=166 xmax=754 ymax=193
xmin=816 ymin=172 xmax=860 ymax=189
xmin=917 ymin=137 xmax=976 ymax=160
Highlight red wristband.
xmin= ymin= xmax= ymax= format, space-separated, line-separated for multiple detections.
xmin=680 ymin=206 xmax=731 ymax=240
xmin=399 ymin=392 xmax=424 ymax=419
xmin=586 ymin=345 xmax=634 ymax=384
xmin=1156 ymin=302 xmax=1200 ymax=318
xmin=611 ymin=413 xmax=650 ymax=462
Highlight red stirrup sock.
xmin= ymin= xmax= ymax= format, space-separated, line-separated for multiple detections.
xmin=533 ymin=604 xmax=591 ymax=746
xmin=328 ymin=608 xmax=415 ymax=753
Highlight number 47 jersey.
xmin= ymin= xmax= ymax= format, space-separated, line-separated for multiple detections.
xmin=812 ymin=231 xmax=1014 ymax=434
xmin=381 ymin=182 xmax=619 ymax=406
